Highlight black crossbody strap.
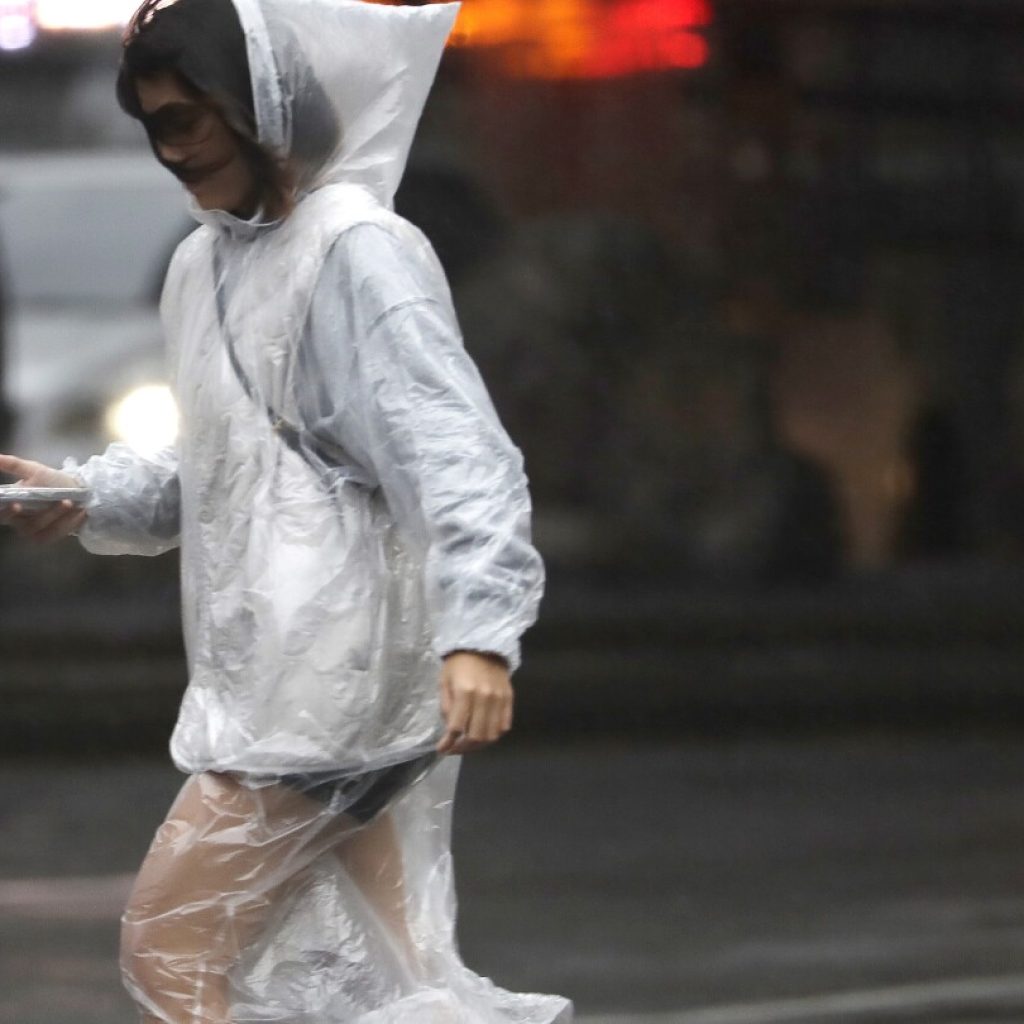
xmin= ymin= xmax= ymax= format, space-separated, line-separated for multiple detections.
xmin=211 ymin=244 xmax=374 ymax=487
xmin=213 ymin=245 xmax=307 ymax=456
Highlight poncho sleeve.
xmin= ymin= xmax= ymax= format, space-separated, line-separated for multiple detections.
xmin=296 ymin=220 xmax=544 ymax=671
xmin=72 ymin=443 xmax=181 ymax=556
xmin=69 ymin=235 xmax=191 ymax=558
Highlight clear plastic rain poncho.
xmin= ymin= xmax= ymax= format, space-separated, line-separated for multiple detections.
xmin=69 ymin=1 xmax=571 ymax=1020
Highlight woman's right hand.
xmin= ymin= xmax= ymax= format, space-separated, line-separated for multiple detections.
xmin=0 ymin=454 xmax=87 ymax=543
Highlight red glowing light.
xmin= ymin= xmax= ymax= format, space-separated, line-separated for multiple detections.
xmin=585 ymin=0 xmax=712 ymax=77
xmin=374 ymin=0 xmax=714 ymax=80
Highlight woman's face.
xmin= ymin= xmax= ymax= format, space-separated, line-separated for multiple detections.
xmin=135 ymin=71 xmax=258 ymax=217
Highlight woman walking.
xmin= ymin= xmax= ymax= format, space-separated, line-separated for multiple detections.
xmin=0 ymin=1 xmax=571 ymax=1021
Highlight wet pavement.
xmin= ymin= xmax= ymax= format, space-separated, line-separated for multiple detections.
xmin=3 ymin=735 xmax=1024 ymax=1023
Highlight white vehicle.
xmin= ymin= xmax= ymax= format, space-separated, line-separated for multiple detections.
xmin=0 ymin=149 xmax=189 ymax=469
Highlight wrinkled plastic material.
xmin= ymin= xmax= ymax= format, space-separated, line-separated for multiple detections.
xmin=70 ymin=1 xmax=568 ymax=1020
xmin=75 ymin=0 xmax=545 ymax=775
xmin=120 ymin=760 xmax=570 ymax=1023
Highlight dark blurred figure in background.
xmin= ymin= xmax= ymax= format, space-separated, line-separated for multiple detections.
xmin=602 ymin=320 xmax=842 ymax=585
xmin=437 ymin=198 xmax=842 ymax=587
xmin=897 ymin=404 xmax=970 ymax=560
xmin=395 ymin=164 xmax=505 ymax=287
xmin=454 ymin=214 xmax=696 ymax=576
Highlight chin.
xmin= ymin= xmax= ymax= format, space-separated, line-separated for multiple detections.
xmin=192 ymin=192 xmax=232 ymax=213
xmin=190 ymin=181 xmax=250 ymax=216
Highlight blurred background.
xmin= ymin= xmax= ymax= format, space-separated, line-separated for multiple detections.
xmin=5 ymin=1 xmax=1024 ymax=1022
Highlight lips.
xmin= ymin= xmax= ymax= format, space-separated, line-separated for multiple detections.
xmin=170 ymin=152 xmax=235 ymax=187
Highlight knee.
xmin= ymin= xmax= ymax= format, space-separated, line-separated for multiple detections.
xmin=120 ymin=903 xmax=238 ymax=995
xmin=120 ymin=912 xmax=172 ymax=1007
xmin=120 ymin=909 xmax=221 ymax=1017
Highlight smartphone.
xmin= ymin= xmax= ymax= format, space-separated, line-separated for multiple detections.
xmin=0 ymin=486 xmax=91 ymax=510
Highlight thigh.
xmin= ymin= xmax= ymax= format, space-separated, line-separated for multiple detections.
xmin=125 ymin=771 xmax=357 ymax=950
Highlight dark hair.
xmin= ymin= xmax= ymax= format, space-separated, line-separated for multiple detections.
xmin=117 ymin=0 xmax=295 ymax=215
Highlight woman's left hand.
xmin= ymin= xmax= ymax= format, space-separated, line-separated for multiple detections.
xmin=437 ymin=650 xmax=514 ymax=755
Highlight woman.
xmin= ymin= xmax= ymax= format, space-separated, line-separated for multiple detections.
xmin=0 ymin=1 xmax=571 ymax=1021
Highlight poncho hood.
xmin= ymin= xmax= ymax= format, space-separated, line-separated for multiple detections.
xmin=231 ymin=0 xmax=459 ymax=208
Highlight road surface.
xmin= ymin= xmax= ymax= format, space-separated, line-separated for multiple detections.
xmin=3 ymin=735 xmax=1024 ymax=1023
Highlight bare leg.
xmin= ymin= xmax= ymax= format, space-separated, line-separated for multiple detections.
xmin=121 ymin=772 xmax=361 ymax=1024
xmin=335 ymin=811 xmax=421 ymax=974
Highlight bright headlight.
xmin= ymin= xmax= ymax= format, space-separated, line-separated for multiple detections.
xmin=0 ymin=4 xmax=36 ymax=51
xmin=105 ymin=384 xmax=179 ymax=456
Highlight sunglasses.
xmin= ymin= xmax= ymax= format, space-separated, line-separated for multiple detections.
xmin=140 ymin=100 xmax=220 ymax=148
